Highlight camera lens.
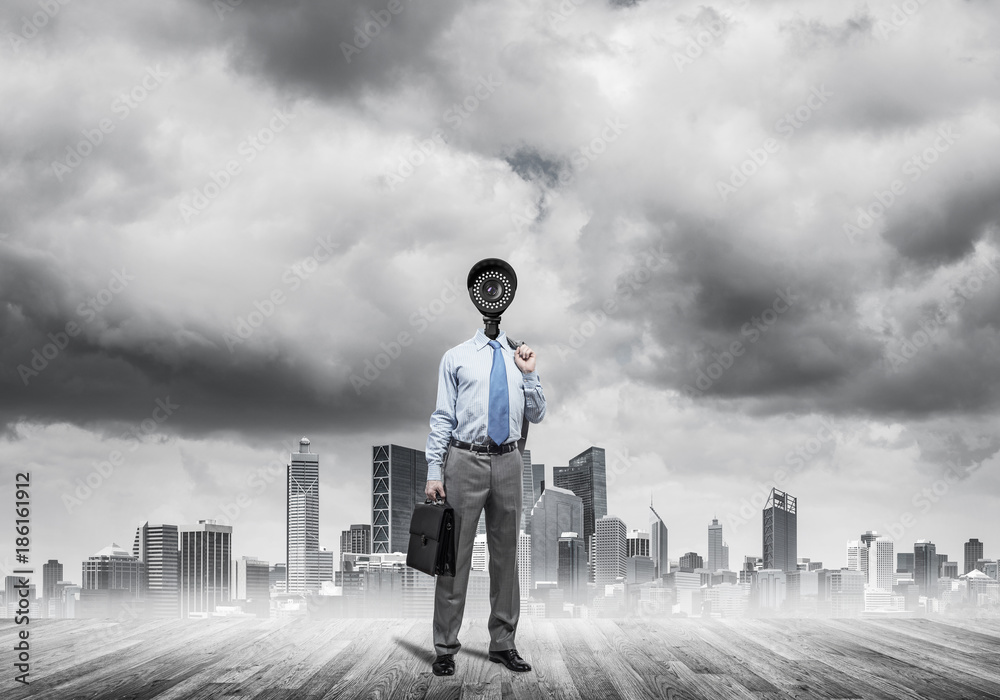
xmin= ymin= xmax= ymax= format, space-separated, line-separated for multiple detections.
xmin=480 ymin=278 xmax=504 ymax=302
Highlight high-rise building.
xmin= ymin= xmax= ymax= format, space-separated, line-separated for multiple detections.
xmin=721 ymin=542 xmax=730 ymax=571
xmin=595 ymin=516 xmax=627 ymax=585
xmin=231 ymin=556 xmax=269 ymax=617
xmin=936 ymin=553 xmax=949 ymax=577
xmin=340 ymin=524 xmax=372 ymax=560
xmin=649 ymin=501 xmax=669 ymax=579
xmin=627 ymin=530 xmax=650 ymax=558
xmin=81 ymin=544 xmax=144 ymax=595
xmin=133 ymin=522 xmax=179 ymax=618
xmin=626 ymin=556 xmax=655 ymax=584
xmin=288 ymin=437 xmax=320 ymax=594
xmin=517 ymin=531 xmax=532 ymax=600
xmin=552 ymin=447 xmax=607 ymax=553
xmin=529 ymin=486 xmax=584 ymax=586
xmin=180 ymin=519 xmax=232 ymax=616
xmin=941 ymin=561 xmax=958 ymax=579
xmin=557 ymin=532 xmax=586 ymax=604
xmin=846 ymin=540 xmax=869 ymax=579
xmin=964 ymin=539 xmax=984 ymax=575
xmin=532 ymin=463 xmax=545 ymax=506
xmin=269 ymin=564 xmax=287 ymax=592
xmin=757 ymin=569 xmax=787 ymax=609
xmin=869 ymin=537 xmax=894 ymax=592
xmin=860 ymin=530 xmax=878 ymax=548
xmin=708 ymin=518 xmax=725 ymax=572
xmin=371 ymin=444 xmax=429 ymax=555
xmin=897 ymin=552 xmax=914 ymax=574
xmin=520 ymin=449 xmax=535 ymax=534
xmin=679 ymin=552 xmax=704 ymax=572
xmin=914 ymin=540 xmax=938 ymax=597
xmin=762 ymin=488 xmax=797 ymax=572
xmin=42 ymin=560 xmax=62 ymax=617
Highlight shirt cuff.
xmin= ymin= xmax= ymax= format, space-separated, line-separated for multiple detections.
xmin=426 ymin=465 xmax=441 ymax=481
xmin=522 ymin=370 xmax=540 ymax=385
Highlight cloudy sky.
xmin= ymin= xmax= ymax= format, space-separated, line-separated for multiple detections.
xmin=2 ymin=0 xmax=999 ymax=584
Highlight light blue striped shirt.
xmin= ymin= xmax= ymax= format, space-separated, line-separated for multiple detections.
xmin=425 ymin=328 xmax=546 ymax=481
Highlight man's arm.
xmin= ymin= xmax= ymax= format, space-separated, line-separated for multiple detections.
xmin=513 ymin=343 xmax=545 ymax=423
xmin=425 ymin=351 xmax=457 ymax=494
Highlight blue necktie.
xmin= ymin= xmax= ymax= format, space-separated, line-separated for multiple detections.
xmin=487 ymin=339 xmax=509 ymax=446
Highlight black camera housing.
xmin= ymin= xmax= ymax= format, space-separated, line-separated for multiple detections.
xmin=467 ymin=258 xmax=517 ymax=339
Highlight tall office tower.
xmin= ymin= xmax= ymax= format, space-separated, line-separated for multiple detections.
xmin=340 ymin=524 xmax=372 ymax=559
xmin=42 ymin=560 xmax=62 ymax=617
xmin=472 ymin=534 xmax=490 ymax=572
xmin=860 ymin=530 xmax=878 ymax=548
xmin=965 ymin=539 xmax=984 ymax=575
xmin=132 ymin=522 xmax=180 ymax=618
xmin=936 ymin=553 xmax=949 ymax=577
xmin=231 ymin=556 xmax=270 ymax=617
xmin=520 ymin=449 xmax=535 ymax=533
xmin=180 ymin=519 xmax=232 ymax=616
xmin=721 ymin=542 xmax=730 ymax=571
xmin=649 ymin=501 xmax=669 ymax=579
xmin=288 ymin=437 xmax=320 ymax=594
xmin=558 ymin=532 xmax=586 ymax=603
xmin=897 ymin=552 xmax=915 ymax=574
xmin=941 ymin=561 xmax=958 ymax=579
xmin=533 ymin=463 xmax=545 ymax=505
xmin=869 ymin=537 xmax=895 ymax=592
xmin=679 ymin=552 xmax=704 ymax=572
xmin=708 ymin=518 xmax=724 ymax=571
xmin=627 ymin=530 xmax=651 ymax=558
xmin=846 ymin=540 xmax=869 ymax=579
xmin=371 ymin=444 xmax=428 ymax=555
xmin=517 ymin=531 xmax=532 ymax=600
xmin=913 ymin=540 xmax=938 ymax=596
xmin=553 ymin=447 xmax=607 ymax=553
xmin=595 ymin=515 xmax=627 ymax=586
xmin=762 ymin=488 xmax=797 ymax=572
xmin=529 ymin=486 xmax=584 ymax=586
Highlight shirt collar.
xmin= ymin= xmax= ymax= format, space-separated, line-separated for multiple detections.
xmin=473 ymin=327 xmax=507 ymax=350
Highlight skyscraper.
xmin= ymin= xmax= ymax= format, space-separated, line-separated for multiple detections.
xmin=708 ymin=518 xmax=724 ymax=572
xmin=595 ymin=515 xmax=627 ymax=586
xmin=340 ymin=524 xmax=372 ymax=559
xmin=553 ymin=447 xmax=607 ymax=552
xmin=897 ymin=552 xmax=915 ymax=574
xmin=133 ymin=522 xmax=180 ymax=618
xmin=42 ymin=559 xmax=62 ymax=617
xmin=81 ymin=544 xmax=144 ymax=595
xmin=627 ymin=529 xmax=650 ymax=558
xmin=558 ymin=532 xmax=586 ymax=604
xmin=288 ymin=437 xmax=320 ymax=594
xmin=649 ymin=501 xmax=669 ymax=579
xmin=529 ymin=486 xmax=585 ymax=586
xmin=965 ymin=539 xmax=984 ymax=575
xmin=517 ymin=531 xmax=532 ymax=600
xmin=762 ymin=488 xmax=797 ymax=572
xmin=532 ymin=462 xmax=545 ymax=505
xmin=846 ymin=540 xmax=869 ymax=580
xmin=180 ymin=519 xmax=232 ymax=616
xmin=860 ymin=530 xmax=878 ymax=548
xmin=914 ymin=539 xmax=937 ymax=596
xmin=371 ymin=444 xmax=428 ymax=555
xmin=869 ymin=537 xmax=894 ymax=592
xmin=679 ymin=552 xmax=704 ymax=572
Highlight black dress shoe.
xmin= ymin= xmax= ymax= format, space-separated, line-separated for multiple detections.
xmin=488 ymin=648 xmax=531 ymax=672
xmin=432 ymin=654 xmax=455 ymax=676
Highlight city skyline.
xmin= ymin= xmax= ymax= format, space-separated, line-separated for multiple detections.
xmin=8 ymin=435 xmax=994 ymax=600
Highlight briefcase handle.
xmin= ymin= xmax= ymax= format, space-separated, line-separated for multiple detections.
xmin=424 ymin=498 xmax=447 ymax=506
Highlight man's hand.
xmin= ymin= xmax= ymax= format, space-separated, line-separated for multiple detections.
xmin=425 ymin=480 xmax=445 ymax=501
xmin=513 ymin=343 xmax=536 ymax=374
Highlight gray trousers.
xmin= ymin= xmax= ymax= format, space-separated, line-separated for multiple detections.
xmin=433 ymin=443 xmax=522 ymax=656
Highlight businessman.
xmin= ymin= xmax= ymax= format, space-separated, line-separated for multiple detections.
xmin=425 ymin=327 xmax=546 ymax=676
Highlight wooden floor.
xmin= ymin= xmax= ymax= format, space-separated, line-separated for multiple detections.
xmin=3 ymin=615 xmax=1000 ymax=699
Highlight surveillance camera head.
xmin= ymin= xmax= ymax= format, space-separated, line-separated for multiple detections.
xmin=467 ymin=258 xmax=517 ymax=318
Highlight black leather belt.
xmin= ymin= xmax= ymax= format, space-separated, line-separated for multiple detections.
xmin=450 ymin=439 xmax=518 ymax=455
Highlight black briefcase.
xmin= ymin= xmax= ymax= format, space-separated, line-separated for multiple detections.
xmin=406 ymin=498 xmax=456 ymax=577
